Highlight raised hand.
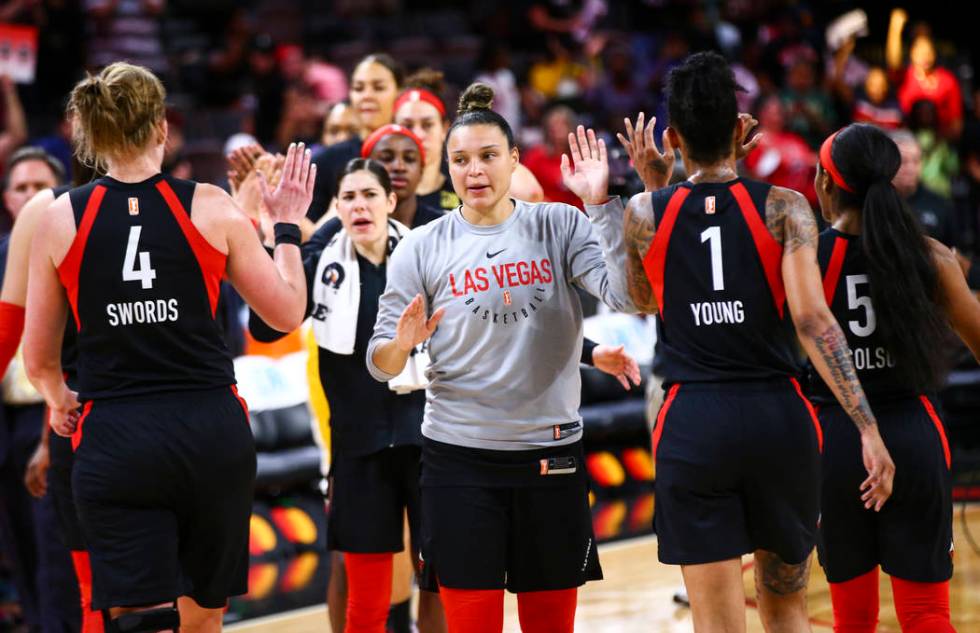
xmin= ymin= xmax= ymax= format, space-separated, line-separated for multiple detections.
xmin=616 ymin=113 xmax=674 ymax=192
xmin=227 ymin=143 xmax=265 ymax=194
xmin=258 ymin=142 xmax=316 ymax=225
xmin=592 ymin=344 xmax=642 ymax=390
xmin=395 ymin=294 xmax=446 ymax=353
xmin=734 ymin=112 xmax=763 ymax=160
xmin=561 ymin=125 xmax=610 ymax=206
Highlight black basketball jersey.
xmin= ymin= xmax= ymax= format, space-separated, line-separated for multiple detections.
xmin=58 ymin=174 xmax=235 ymax=400
xmin=809 ymin=229 xmax=912 ymax=404
xmin=647 ymin=178 xmax=801 ymax=383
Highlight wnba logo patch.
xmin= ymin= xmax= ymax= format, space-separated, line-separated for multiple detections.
xmin=128 ymin=197 xmax=140 ymax=215
xmin=503 ymin=290 xmax=512 ymax=305
xmin=705 ymin=196 xmax=716 ymax=215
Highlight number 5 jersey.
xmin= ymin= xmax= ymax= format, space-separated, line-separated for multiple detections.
xmin=59 ymin=174 xmax=235 ymax=400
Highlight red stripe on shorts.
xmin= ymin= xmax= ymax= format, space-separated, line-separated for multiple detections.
xmin=920 ymin=395 xmax=951 ymax=470
xmin=790 ymin=377 xmax=823 ymax=453
xmin=651 ymin=384 xmax=681 ymax=460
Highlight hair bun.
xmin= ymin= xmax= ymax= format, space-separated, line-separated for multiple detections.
xmin=457 ymin=83 xmax=494 ymax=115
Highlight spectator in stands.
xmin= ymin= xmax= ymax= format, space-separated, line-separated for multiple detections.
xmin=780 ymin=58 xmax=836 ymax=149
xmin=909 ymin=99 xmax=959 ymax=199
xmin=321 ymin=101 xmax=360 ymax=148
xmin=851 ymin=67 xmax=904 ymax=130
xmin=586 ymin=42 xmax=646 ymax=135
xmin=522 ymin=104 xmax=583 ymax=208
xmin=2 ymin=147 xmax=63 ymax=223
xmin=743 ymin=94 xmax=817 ymax=206
xmin=888 ymin=9 xmax=963 ymax=140
xmin=890 ymin=129 xmax=957 ymax=247
xmin=0 ymin=76 xmax=28 ymax=180
xmin=84 ymin=0 xmax=168 ymax=75
xmin=248 ymin=33 xmax=287 ymax=147
xmin=474 ymin=43 xmax=523 ymax=135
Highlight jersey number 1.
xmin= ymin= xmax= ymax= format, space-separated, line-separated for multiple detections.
xmin=123 ymin=226 xmax=157 ymax=289
xmin=700 ymin=226 xmax=724 ymax=291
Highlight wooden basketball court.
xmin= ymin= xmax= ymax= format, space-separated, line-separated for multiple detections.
xmin=230 ymin=504 xmax=980 ymax=632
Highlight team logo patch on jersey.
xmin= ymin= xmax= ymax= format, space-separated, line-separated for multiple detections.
xmin=705 ymin=196 xmax=716 ymax=215
xmin=503 ymin=290 xmax=512 ymax=305
xmin=128 ymin=197 xmax=140 ymax=215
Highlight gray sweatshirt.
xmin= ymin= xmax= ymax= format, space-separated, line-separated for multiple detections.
xmin=367 ymin=198 xmax=635 ymax=450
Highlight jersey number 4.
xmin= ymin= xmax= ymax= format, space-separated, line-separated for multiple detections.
xmin=122 ymin=226 xmax=157 ymax=289
xmin=700 ymin=226 xmax=724 ymax=291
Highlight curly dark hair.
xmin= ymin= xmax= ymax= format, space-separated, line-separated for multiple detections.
xmin=665 ymin=51 xmax=741 ymax=164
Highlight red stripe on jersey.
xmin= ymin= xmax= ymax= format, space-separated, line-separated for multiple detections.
xmin=70 ymin=401 xmax=94 ymax=451
xmin=729 ymin=182 xmax=786 ymax=318
xmin=790 ymin=377 xmax=823 ymax=453
xmin=920 ymin=395 xmax=951 ymax=470
xmin=822 ymin=237 xmax=849 ymax=305
xmin=155 ymin=180 xmax=227 ymax=317
xmin=56 ymin=185 xmax=107 ymax=331
xmin=230 ymin=384 xmax=250 ymax=424
xmin=642 ymin=188 xmax=691 ymax=317
xmin=651 ymin=383 xmax=681 ymax=461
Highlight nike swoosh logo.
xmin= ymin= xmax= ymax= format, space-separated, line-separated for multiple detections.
xmin=486 ymin=249 xmax=506 ymax=259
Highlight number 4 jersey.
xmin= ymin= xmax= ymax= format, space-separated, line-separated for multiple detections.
xmin=809 ymin=228 xmax=909 ymax=404
xmin=647 ymin=178 xmax=802 ymax=383
xmin=59 ymin=174 xmax=235 ymax=400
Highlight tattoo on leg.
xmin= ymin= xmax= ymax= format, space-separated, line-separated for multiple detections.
xmin=755 ymin=551 xmax=811 ymax=596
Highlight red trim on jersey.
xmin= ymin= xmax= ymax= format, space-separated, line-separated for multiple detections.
xmin=230 ymin=384 xmax=250 ymax=424
xmin=70 ymin=401 xmax=94 ymax=451
xmin=57 ymin=185 xmax=107 ymax=331
xmin=642 ymin=187 xmax=691 ymax=317
xmin=155 ymin=180 xmax=227 ymax=317
xmin=651 ymin=383 xmax=681 ymax=460
xmin=920 ymin=395 xmax=951 ymax=470
xmin=790 ymin=377 xmax=823 ymax=453
xmin=822 ymin=237 xmax=849 ymax=305
xmin=729 ymin=182 xmax=786 ymax=318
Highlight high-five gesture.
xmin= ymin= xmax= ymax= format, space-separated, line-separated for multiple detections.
xmin=616 ymin=113 xmax=674 ymax=193
xmin=395 ymin=294 xmax=446 ymax=353
xmin=561 ymin=125 xmax=610 ymax=206
xmin=258 ymin=142 xmax=316 ymax=225
xmin=734 ymin=112 xmax=763 ymax=160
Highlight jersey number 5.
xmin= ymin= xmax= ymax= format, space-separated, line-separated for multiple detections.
xmin=845 ymin=274 xmax=876 ymax=337
xmin=700 ymin=226 xmax=724 ymax=291
xmin=123 ymin=226 xmax=157 ymax=289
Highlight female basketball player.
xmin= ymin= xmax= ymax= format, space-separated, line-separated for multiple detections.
xmin=616 ymin=52 xmax=894 ymax=633
xmin=393 ymin=69 xmax=543 ymax=211
xmin=23 ymin=62 xmax=314 ymax=633
xmin=368 ymin=83 xmax=635 ymax=633
xmin=812 ymin=123 xmax=980 ymax=633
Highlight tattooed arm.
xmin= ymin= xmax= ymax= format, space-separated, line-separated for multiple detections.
xmin=623 ymin=192 xmax=658 ymax=313
xmin=773 ymin=186 xmax=895 ymax=511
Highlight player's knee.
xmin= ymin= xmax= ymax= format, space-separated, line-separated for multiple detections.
xmin=103 ymin=606 xmax=179 ymax=633
xmin=755 ymin=551 xmax=811 ymax=597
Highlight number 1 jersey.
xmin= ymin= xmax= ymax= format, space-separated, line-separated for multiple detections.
xmin=59 ymin=174 xmax=235 ymax=400
xmin=647 ymin=178 xmax=802 ymax=384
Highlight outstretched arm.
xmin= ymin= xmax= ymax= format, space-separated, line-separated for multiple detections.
xmin=933 ymin=239 xmax=980 ymax=360
xmin=623 ymin=192 xmax=658 ymax=314
xmin=775 ymin=186 xmax=895 ymax=511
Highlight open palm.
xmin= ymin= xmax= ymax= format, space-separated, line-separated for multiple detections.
xmin=396 ymin=294 xmax=445 ymax=353
xmin=561 ymin=125 xmax=610 ymax=206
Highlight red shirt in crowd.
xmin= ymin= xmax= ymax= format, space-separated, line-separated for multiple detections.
xmin=522 ymin=146 xmax=583 ymax=210
xmin=898 ymin=66 xmax=963 ymax=131
xmin=743 ymin=131 xmax=817 ymax=206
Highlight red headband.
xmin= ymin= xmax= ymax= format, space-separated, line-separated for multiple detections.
xmin=819 ymin=131 xmax=855 ymax=193
xmin=360 ymin=124 xmax=426 ymax=164
xmin=394 ymin=88 xmax=446 ymax=118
